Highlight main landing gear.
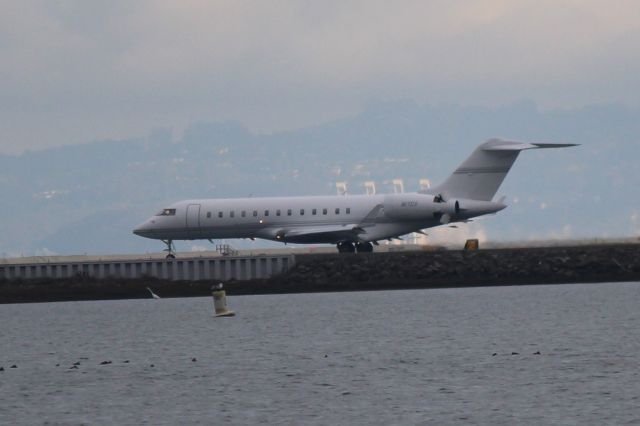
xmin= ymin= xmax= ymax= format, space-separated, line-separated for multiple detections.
xmin=337 ymin=241 xmax=355 ymax=253
xmin=162 ymin=239 xmax=176 ymax=259
xmin=356 ymin=242 xmax=374 ymax=253
xmin=337 ymin=241 xmax=374 ymax=253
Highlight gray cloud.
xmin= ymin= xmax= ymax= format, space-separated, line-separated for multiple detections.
xmin=1 ymin=0 xmax=640 ymax=153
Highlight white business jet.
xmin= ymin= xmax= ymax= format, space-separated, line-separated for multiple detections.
xmin=133 ymin=139 xmax=576 ymax=257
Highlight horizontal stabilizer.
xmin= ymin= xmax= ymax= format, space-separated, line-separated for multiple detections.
xmin=482 ymin=140 xmax=579 ymax=151
xmin=531 ymin=143 xmax=579 ymax=148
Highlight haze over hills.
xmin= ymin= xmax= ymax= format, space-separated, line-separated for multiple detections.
xmin=1 ymin=100 xmax=638 ymax=256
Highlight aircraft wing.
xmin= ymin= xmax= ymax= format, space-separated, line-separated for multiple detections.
xmin=270 ymin=205 xmax=385 ymax=243
xmin=269 ymin=224 xmax=365 ymax=243
xmin=283 ymin=224 xmax=364 ymax=238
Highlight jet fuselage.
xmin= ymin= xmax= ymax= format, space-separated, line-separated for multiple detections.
xmin=133 ymin=193 xmax=505 ymax=244
xmin=133 ymin=139 xmax=576 ymax=254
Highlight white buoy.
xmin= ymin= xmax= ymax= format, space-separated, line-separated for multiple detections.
xmin=212 ymin=283 xmax=235 ymax=317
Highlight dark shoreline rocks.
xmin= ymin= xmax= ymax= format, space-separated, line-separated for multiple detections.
xmin=276 ymin=244 xmax=640 ymax=290
xmin=1 ymin=244 xmax=639 ymax=304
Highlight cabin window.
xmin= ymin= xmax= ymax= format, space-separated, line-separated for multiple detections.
xmin=253 ymin=210 xmax=258 ymax=217
xmin=312 ymin=208 xmax=317 ymax=215
xmin=323 ymin=208 xmax=327 ymax=215
xmin=264 ymin=210 xmax=269 ymax=216
xmin=218 ymin=211 xmax=223 ymax=218
xmin=230 ymin=211 xmax=235 ymax=218
xmin=206 ymin=212 xmax=211 ymax=218
xmin=335 ymin=208 xmax=340 ymax=214
xmin=276 ymin=209 xmax=281 ymax=216
xmin=300 ymin=209 xmax=305 ymax=215
xmin=287 ymin=209 xmax=292 ymax=216
xmin=346 ymin=208 xmax=351 ymax=214
xmin=241 ymin=210 xmax=246 ymax=217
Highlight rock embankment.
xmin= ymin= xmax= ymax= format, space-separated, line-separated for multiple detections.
xmin=270 ymin=244 xmax=640 ymax=292
xmin=1 ymin=244 xmax=639 ymax=303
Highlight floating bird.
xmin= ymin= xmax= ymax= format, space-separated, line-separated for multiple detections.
xmin=191 ymin=358 xmax=197 ymax=362
xmin=534 ymin=351 xmax=541 ymax=355
xmin=146 ymin=287 xmax=161 ymax=299
xmin=10 ymin=365 xmax=17 ymax=368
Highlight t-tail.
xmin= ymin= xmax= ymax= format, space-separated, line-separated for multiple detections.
xmin=426 ymin=138 xmax=578 ymax=201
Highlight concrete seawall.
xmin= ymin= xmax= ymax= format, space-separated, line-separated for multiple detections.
xmin=0 ymin=253 xmax=294 ymax=281
xmin=1 ymin=244 xmax=639 ymax=303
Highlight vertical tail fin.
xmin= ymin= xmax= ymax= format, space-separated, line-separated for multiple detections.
xmin=426 ymin=139 xmax=577 ymax=201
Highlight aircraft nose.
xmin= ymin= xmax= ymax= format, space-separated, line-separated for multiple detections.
xmin=133 ymin=220 xmax=154 ymax=237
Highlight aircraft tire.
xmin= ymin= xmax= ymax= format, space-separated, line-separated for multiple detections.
xmin=337 ymin=241 xmax=355 ymax=253
xmin=355 ymin=242 xmax=374 ymax=253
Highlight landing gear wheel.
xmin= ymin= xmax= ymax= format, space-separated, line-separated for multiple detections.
xmin=162 ymin=239 xmax=175 ymax=259
xmin=337 ymin=241 xmax=355 ymax=253
xmin=355 ymin=242 xmax=374 ymax=253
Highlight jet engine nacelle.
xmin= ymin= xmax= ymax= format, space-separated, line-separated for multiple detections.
xmin=383 ymin=194 xmax=458 ymax=220
xmin=384 ymin=194 xmax=506 ymax=222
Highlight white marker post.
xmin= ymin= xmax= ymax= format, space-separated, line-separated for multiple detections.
xmin=212 ymin=283 xmax=235 ymax=317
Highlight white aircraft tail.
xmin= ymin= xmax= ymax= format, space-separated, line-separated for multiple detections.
xmin=426 ymin=139 xmax=577 ymax=201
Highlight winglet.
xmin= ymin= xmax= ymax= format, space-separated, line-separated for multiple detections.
xmin=359 ymin=204 xmax=384 ymax=226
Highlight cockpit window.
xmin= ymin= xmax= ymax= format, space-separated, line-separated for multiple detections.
xmin=156 ymin=208 xmax=176 ymax=216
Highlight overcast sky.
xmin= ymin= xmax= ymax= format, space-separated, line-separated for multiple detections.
xmin=2 ymin=1 xmax=640 ymax=154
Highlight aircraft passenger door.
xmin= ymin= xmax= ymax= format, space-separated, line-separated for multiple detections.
xmin=186 ymin=204 xmax=201 ymax=230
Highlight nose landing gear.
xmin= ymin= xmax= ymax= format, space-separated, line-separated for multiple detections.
xmin=162 ymin=239 xmax=176 ymax=259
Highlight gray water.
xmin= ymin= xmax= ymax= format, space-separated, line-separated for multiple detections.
xmin=1 ymin=283 xmax=640 ymax=425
